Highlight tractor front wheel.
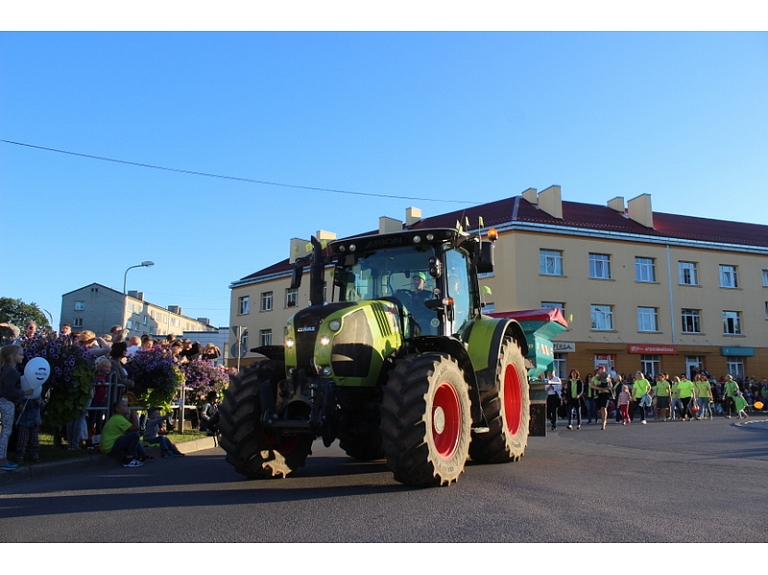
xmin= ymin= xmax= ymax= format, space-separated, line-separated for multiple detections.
xmin=469 ymin=337 xmax=529 ymax=463
xmin=380 ymin=353 xmax=471 ymax=486
xmin=219 ymin=363 xmax=314 ymax=478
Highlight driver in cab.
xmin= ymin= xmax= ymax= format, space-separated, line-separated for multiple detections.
xmin=410 ymin=272 xmax=432 ymax=306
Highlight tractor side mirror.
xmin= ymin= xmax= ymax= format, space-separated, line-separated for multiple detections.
xmin=428 ymin=256 xmax=442 ymax=279
xmin=476 ymin=241 xmax=495 ymax=274
xmin=290 ymin=264 xmax=304 ymax=290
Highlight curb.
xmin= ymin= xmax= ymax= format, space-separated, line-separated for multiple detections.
xmin=0 ymin=435 xmax=219 ymax=488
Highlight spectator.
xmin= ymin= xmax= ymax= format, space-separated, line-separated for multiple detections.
xmin=564 ymin=369 xmax=584 ymax=430
xmin=0 ymin=323 xmax=20 ymax=346
xmin=201 ymin=343 xmax=221 ymax=363
xmin=15 ymin=393 xmax=44 ymax=463
xmin=59 ymin=324 xmax=72 ymax=338
xmin=654 ymin=373 xmax=672 ymax=421
xmin=734 ymin=392 xmax=750 ymax=419
xmin=24 ymin=321 xmax=38 ymax=339
xmin=677 ymin=373 xmax=696 ymax=421
xmin=1 ymin=344 xmax=32 ymax=470
xmin=617 ymin=385 xmax=632 ymax=425
xmin=100 ymin=400 xmax=149 ymax=467
xmin=199 ymin=391 xmax=220 ymax=435
xmin=140 ymin=335 xmax=155 ymax=350
xmin=723 ymin=375 xmax=740 ymax=418
xmin=631 ymin=371 xmax=651 ymax=424
xmin=88 ymin=357 xmax=113 ymax=441
xmin=545 ymin=371 xmax=562 ymax=431
xmin=108 ymin=342 xmax=135 ymax=392
xmin=110 ymin=325 xmax=127 ymax=344
xmin=78 ymin=330 xmax=111 ymax=358
xmin=584 ymin=372 xmax=597 ymax=425
xmin=694 ymin=375 xmax=713 ymax=420
xmin=144 ymin=407 xmax=184 ymax=458
xmin=125 ymin=336 xmax=141 ymax=357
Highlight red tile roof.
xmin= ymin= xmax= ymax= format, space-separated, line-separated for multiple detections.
xmin=237 ymin=195 xmax=768 ymax=283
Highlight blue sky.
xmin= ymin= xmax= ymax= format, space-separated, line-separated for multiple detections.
xmin=1 ymin=25 xmax=766 ymax=330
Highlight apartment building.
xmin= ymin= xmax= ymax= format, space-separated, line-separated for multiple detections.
xmin=229 ymin=187 xmax=768 ymax=379
xmin=61 ymin=283 xmax=217 ymax=339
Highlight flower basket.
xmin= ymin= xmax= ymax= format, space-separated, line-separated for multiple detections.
xmin=125 ymin=347 xmax=185 ymax=409
xmin=180 ymin=359 xmax=230 ymax=405
xmin=20 ymin=335 xmax=95 ymax=429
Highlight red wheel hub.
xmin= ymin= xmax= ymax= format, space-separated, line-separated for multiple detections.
xmin=432 ymin=382 xmax=462 ymax=458
xmin=503 ymin=363 xmax=522 ymax=435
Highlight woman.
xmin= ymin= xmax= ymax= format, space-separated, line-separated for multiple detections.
xmin=564 ymin=369 xmax=584 ymax=430
xmin=654 ymin=373 xmax=672 ymax=421
xmin=78 ymin=330 xmax=111 ymax=358
xmin=545 ymin=371 xmax=562 ymax=431
xmin=1 ymin=344 xmax=32 ymax=470
xmin=584 ymin=372 xmax=597 ymax=424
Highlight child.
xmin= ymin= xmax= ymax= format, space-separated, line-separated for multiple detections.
xmin=88 ymin=357 xmax=112 ymax=444
xmin=617 ymin=385 xmax=632 ymax=425
xmin=733 ymin=392 xmax=750 ymax=419
xmin=1 ymin=344 xmax=33 ymax=471
xmin=15 ymin=395 xmax=44 ymax=463
xmin=144 ymin=407 xmax=184 ymax=458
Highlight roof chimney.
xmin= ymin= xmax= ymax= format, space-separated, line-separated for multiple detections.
xmin=127 ymin=290 xmax=144 ymax=301
xmin=537 ymin=185 xmax=563 ymax=219
xmin=521 ymin=188 xmax=538 ymax=204
xmin=379 ymin=216 xmax=402 ymax=234
xmin=405 ymin=207 xmax=421 ymax=227
xmin=627 ymin=193 xmax=654 ymax=228
xmin=607 ymin=197 xmax=625 ymax=212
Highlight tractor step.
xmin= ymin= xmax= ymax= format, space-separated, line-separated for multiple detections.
xmin=471 ymin=426 xmax=490 ymax=434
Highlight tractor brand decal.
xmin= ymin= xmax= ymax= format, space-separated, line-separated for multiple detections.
xmin=362 ymin=236 xmax=405 ymax=249
xmin=297 ymin=326 xmax=316 ymax=333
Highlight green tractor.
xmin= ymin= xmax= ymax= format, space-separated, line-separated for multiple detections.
xmin=219 ymin=226 xmax=567 ymax=486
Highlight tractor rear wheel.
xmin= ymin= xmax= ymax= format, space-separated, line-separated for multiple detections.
xmin=469 ymin=337 xmax=529 ymax=463
xmin=380 ymin=353 xmax=471 ymax=486
xmin=219 ymin=363 xmax=314 ymax=478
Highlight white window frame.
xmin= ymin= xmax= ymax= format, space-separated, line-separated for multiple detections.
xmin=589 ymin=253 xmax=611 ymax=280
xmin=723 ymin=310 xmax=742 ymax=335
xmin=285 ymin=289 xmax=299 ymax=308
xmin=238 ymin=295 xmax=250 ymax=315
xmin=763 ymin=269 xmax=768 ymax=287
xmin=681 ymin=309 xmax=701 ymax=334
xmin=74 ymin=301 xmax=85 ymax=311
xmin=591 ymin=305 xmax=614 ymax=331
xmin=637 ymin=307 xmax=659 ymax=332
xmin=261 ymin=291 xmax=273 ymax=312
xmin=719 ymin=265 xmax=738 ymax=288
xmin=539 ymin=249 xmax=564 ymax=276
xmin=726 ymin=358 xmax=745 ymax=381
xmin=541 ymin=301 xmax=565 ymax=314
xmin=73 ymin=317 xmax=83 ymax=328
xmin=640 ymin=355 xmax=661 ymax=378
xmin=679 ymin=261 xmax=699 ymax=286
xmin=260 ymin=329 xmax=273 ymax=347
xmin=635 ymin=257 xmax=656 ymax=282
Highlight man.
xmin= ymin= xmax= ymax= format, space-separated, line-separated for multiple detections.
xmin=125 ymin=335 xmax=141 ymax=357
xmin=410 ymin=272 xmax=432 ymax=304
xmin=589 ymin=365 xmax=613 ymax=430
xmin=100 ymin=400 xmax=149 ymax=467
xmin=59 ymin=324 xmax=72 ymax=337
xmin=110 ymin=325 xmax=127 ymax=344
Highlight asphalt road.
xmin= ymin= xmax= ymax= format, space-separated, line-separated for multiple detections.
xmin=1 ymin=416 xmax=766 ymax=543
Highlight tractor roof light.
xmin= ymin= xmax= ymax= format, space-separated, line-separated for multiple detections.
xmin=487 ymin=228 xmax=498 ymax=242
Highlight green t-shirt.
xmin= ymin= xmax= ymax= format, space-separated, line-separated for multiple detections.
xmin=677 ymin=379 xmax=694 ymax=399
xmin=632 ymin=378 xmax=651 ymax=400
xmin=695 ymin=380 xmax=712 ymax=399
xmin=733 ymin=395 xmax=748 ymax=412
xmin=100 ymin=414 xmax=132 ymax=454
xmin=724 ymin=380 xmax=740 ymax=397
xmin=654 ymin=380 xmax=671 ymax=397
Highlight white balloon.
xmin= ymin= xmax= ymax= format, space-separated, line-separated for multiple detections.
xmin=22 ymin=357 xmax=50 ymax=390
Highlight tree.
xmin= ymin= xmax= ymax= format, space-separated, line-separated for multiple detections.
xmin=0 ymin=297 xmax=48 ymax=329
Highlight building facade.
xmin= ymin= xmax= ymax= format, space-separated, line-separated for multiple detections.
xmin=229 ymin=187 xmax=768 ymax=380
xmin=61 ymin=283 xmax=218 ymax=339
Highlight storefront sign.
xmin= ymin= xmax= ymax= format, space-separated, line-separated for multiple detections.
xmin=721 ymin=347 xmax=754 ymax=357
xmin=627 ymin=344 xmax=676 ymax=355
xmin=553 ymin=342 xmax=576 ymax=353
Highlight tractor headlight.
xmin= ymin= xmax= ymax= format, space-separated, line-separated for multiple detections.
xmin=285 ymin=337 xmax=295 ymax=348
xmin=320 ymin=365 xmax=332 ymax=376
xmin=329 ymin=319 xmax=341 ymax=332
xmin=319 ymin=335 xmax=331 ymax=346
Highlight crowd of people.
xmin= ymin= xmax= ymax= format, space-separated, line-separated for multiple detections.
xmin=544 ymin=366 xmax=768 ymax=431
xmin=0 ymin=320 xmax=228 ymax=470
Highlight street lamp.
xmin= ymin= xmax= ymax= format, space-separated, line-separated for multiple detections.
xmin=124 ymin=261 xmax=155 ymax=294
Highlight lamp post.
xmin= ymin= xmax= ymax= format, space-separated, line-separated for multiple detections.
xmin=123 ymin=261 xmax=155 ymax=294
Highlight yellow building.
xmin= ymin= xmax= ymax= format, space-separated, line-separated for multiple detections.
xmin=229 ymin=187 xmax=768 ymax=381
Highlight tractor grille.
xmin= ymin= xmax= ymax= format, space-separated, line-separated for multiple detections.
xmin=371 ymin=302 xmax=393 ymax=337
xmin=332 ymin=308 xmax=373 ymax=378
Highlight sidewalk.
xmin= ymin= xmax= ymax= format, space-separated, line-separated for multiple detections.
xmin=0 ymin=435 xmax=219 ymax=487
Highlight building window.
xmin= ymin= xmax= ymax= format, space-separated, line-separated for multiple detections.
xmin=763 ymin=269 xmax=768 ymax=287
xmin=73 ymin=318 xmax=83 ymax=328
xmin=637 ymin=307 xmax=659 ymax=332
xmin=553 ymin=353 xmax=566 ymax=380
xmin=640 ymin=355 xmax=661 ymax=378
xmin=635 ymin=257 xmax=656 ymax=282
xmin=481 ymin=302 xmax=495 ymax=315
xmin=261 ymin=292 xmax=273 ymax=312
xmin=539 ymin=249 xmax=563 ymax=276
xmin=591 ymin=305 xmax=614 ymax=331
xmin=285 ymin=289 xmax=299 ymax=308
xmin=681 ymin=309 xmax=702 ymax=334
xmin=723 ymin=311 xmax=742 ymax=335
xmin=238 ymin=295 xmax=250 ymax=315
xmin=144 ymin=315 xmax=148 ymax=325
xmin=260 ymin=329 xmax=272 ymax=347
xmin=719 ymin=265 xmax=738 ymax=288
xmin=765 ymin=302 xmax=768 ymax=319
xmin=678 ymin=261 xmax=699 ymax=286
xmin=726 ymin=358 xmax=745 ymax=381
xmin=541 ymin=302 xmax=565 ymax=315
xmin=589 ymin=253 xmax=611 ymax=280
xmin=74 ymin=301 xmax=85 ymax=311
